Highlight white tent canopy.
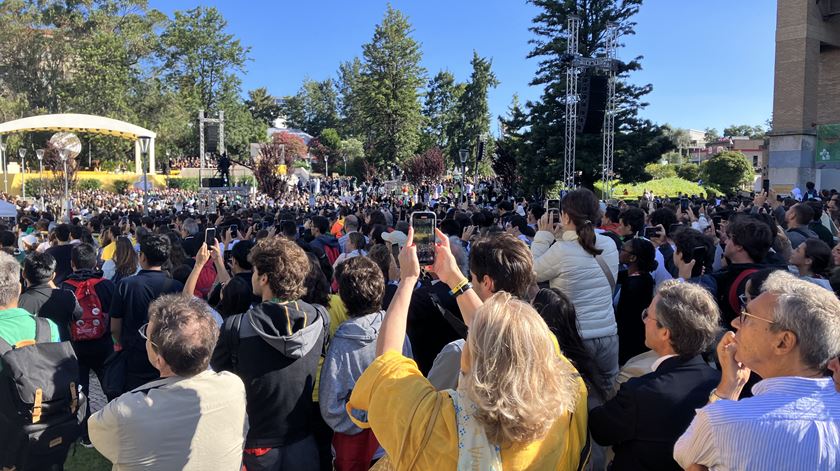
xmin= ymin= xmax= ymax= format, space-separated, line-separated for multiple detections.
xmin=0 ymin=113 xmax=156 ymax=174
xmin=0 ymin=201 xmax=17 ymax=220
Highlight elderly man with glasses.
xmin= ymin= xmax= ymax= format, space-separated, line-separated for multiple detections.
xmin=675 ymin=270 xmax=840 ymax=470
xmin=89 ymin=294 xmax=248 ymax=470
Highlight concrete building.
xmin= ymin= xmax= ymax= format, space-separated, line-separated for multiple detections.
xmin=768 ymin=0 xmax=840 ymax=193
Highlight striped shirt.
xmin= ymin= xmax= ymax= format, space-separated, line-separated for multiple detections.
xmin=674 ymin=376 xmax=840 ymax=470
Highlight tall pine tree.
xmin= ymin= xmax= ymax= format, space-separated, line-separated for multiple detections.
xmin=358 ymin=5 xmax=426 ymax=168
xmin=524 ymin=0 xmax=671 ymax=191
xmin=448 ymin=52 xmax=499 ymax=170
xmin=421 ymin=70 xmax=464 ymax=155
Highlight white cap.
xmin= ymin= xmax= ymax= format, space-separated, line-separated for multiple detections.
xmin=381 ymin=230 xmax=408 ymax=248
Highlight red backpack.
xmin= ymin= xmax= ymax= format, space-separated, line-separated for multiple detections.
xmin=64 ymin=278 xmax=108 ymax=342
xmin=324 ymin=245 xmax=340 ymax=266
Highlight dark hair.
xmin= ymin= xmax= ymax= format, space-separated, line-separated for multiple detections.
xmin=54 ymin=224 xmax=71 ymax=242
xmin=0 ymin=231 xmax=16 ymax=248
xmin=279 ymin=220 xmax=298 ymax=239
xmin=532 ymin=288 xmax=607 ymax=400
xmin=619 ymin=207 xmax=646 ymax=235
xmin=802 ymin=238 xmax=832 ymax=277
xmin=301 ymin=252 xmax=331 ymax=308
xmin=367 ymin=244 xmax=393 ymax=283
xmin=727 ymin=216 xmax=773 ymax=262
xmin=672 ymin=228 xmax=714 ymax=270
xmin=604 ymin=206 xmax=620 ymax=224
xmin=23 ymin=252 xmax=56 ymax=285
xmin=140 ymin=234 xmax=171 ymax=267
xmin=148 ymin=295 xmax=219 ymax=377
xmin=248 ymin=237 xmax=308 ymax=300
xmin=71 ymin=243 xmax=98 ymax=270
xmin=625 ymin=238 xmax=658 ymax=273
xmin=165 ymin=232 xmax=188 ymax=273
xmin=745 ymin=268 xmax=782 ymax=299
xmin=561 ymin=189 xmax=602 ymax=256
xmin=790 ymin=203 xmax=814 ymax=226
xmin=336 ymin=256 xmax=384 ymax=318
xmin=347 ymin=232 xmax=366 ymax=252
xmin=70 ymin=225 xmax=84 ymax=241
xmin=216 ymin=277 xmax=254 ymax=318
xmin=649 ymin=208 xmax=679 ymax=237
xmin=469 ymin=233 xmax=534 ymax=299
xmin=805 ymin=201 xmax=824 ymax=222
xmin=230 ymin=240 xmax=253 ymax=271
xmin=311 ymin=216 xmax=330 ymax=235
xmin=529 ymin=205 xmax=546 ymax=221
xmin=507 ymin=215 xmax=535 ymax=238
xmin=114 ymin=237 xmax=139 ymax=278
xmin=440 ymin=218 xmax=462 ymax=238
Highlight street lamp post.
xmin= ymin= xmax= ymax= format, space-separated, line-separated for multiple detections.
xmin=325 ymin=155 xmax=329 ymax=178
xmin=139 ymin=136 xmax=151 ymax=216
xmin=59 ymin=149 xmax=70 ymax=219
xmin=165 ymin=149 xmax=171 ymax=189
xmin=36 ymin=149 xmax=44 ymax=205
xmin=343 ymin=155 xmax=347 ymax=175
xmin=18 ymin=148 xmax=27 ymax=199
xmin=0 ymin=140 xmax=6 ymax=194
xmin=459 ymin=149 xmax=469 ymax=203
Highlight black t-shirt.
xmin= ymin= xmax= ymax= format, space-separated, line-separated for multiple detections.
xmin=45 ymin=243 xmax=74 ymax=284
xmin=19 ymin=284 xmax=82 ymax=341
xmin=110 ymin=270 xmax=184 ymax=351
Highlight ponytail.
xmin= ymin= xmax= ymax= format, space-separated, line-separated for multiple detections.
xmin=561 ymin=189 xmax=603 ymax=257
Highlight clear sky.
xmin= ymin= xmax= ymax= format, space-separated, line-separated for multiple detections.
xmin=150 ymin=0 xmax=776 ymax=134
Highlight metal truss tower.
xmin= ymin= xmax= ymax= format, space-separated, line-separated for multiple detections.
xmin=601 ymin=23 xmax=619 ymax=198
xmin=563 ymin=16 xmax=581 ymax=189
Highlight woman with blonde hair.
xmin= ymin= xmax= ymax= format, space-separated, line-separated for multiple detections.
xmin=102 ymin=236 xmax=139 ymax=283
xmin=348 ymin=228 xmax=588 ymax=470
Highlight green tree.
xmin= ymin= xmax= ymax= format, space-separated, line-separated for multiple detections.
xmin=723 ymin=124 xmax=766 ymax=140
xmin=701 ymin=151 xmax=754 ymax=194
xmin=421 ymin=70 xmax=464 ymax=153
xmin=245 ymin=87 xmax=281 ymax=126
xmin=280 ymin=78 xmax=339 ymax=136
xmin=336 ymin=58 xmax=365 ymax=138
xmin=524 ymin=0 xmax=668 ymax=189
xmin=644 ymin=162 xmax=677 ymax=179
xmin=358 ymin=5 xmax=426 ymax=168
xmin=677 ymin=162 xmax=701 ymax=182
xmin=157 ymin=6 xmax=250 ymax=113
xmin=448 ymin=52 xmax=498 ymax=169
xmin=704 ymin=127 xmax=721 ymax=142
xmin=495 ymin=95 xmax=529 ymax=193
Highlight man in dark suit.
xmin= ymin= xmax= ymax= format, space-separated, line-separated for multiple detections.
xmin=589 ymin=280 xmax=721 ymax=471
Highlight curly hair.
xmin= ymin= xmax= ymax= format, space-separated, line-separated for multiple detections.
xmin=462 ymin=291 xmax=581 ymax=446
xmin=248 ymin=237 xmax=309 ymax=301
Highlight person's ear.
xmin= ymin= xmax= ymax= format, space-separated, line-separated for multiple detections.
xmin=774 ymin=330 xmax=798 ymax=356
xmin=481 ymin=275 xmax=495 ymax=294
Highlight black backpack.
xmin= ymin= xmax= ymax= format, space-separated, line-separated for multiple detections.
xmin=0 ymin=317 xmax=85 ymax=470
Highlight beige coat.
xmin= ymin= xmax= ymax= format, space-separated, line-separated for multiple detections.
xmin=89 ymin=370 xmax=248 ymax=471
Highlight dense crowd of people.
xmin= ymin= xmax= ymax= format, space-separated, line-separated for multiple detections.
xmin=0 ymin=178 xmax=838 ymax=471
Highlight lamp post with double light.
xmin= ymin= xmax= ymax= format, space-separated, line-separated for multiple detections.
xmin=459 ymin=148 xmax=469 ymax=203
xmin=139 ymin=136 xmax=151 ymax=216
xmin=59 ymin=149 xmax=70 ymax=218
xmin=18 ymin=148 xmax=27 ymax=199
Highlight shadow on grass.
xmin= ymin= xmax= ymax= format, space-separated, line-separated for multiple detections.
xmin=64 ymin=443 xmax=111 ymax=471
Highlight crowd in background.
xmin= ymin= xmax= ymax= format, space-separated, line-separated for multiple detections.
xmin=0 ymin=178 xmax=838 ymax=470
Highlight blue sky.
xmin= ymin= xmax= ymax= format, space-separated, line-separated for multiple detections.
xmin=150 ymin=0 xmax=776 ymax=134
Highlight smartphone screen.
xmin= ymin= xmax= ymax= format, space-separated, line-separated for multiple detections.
xmin=669 ymin=223 xmax=685 ymax=234
xmin=690 ymin=246 xmax=707 ymax=278
xmin=204 ymin=228 xmax=216 ymax=248
xmin=547 ymin=199 xmax=561 ymax=210
xmin=644 ymin=227 xmax=661 ymax=239
xmin=230 ymin=224 xmax=237 ymax=236
xmin=411 ymin=211 xmax=436 ymax=266
xmin=548 ymin=208 xmax=560 ymax=225
xmin=762 ymin=179 xmax=770 ymax=195
xmin=680 ymin=198 xmax=689 ymax=211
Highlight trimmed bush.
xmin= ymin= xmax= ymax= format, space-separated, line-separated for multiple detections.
xmin=77 ymin=179 xmax=102 ymax=191
xmin=168 ymin=177 xmax=199 ymax=191
xmin=601 ymin=177 xmax=708 ymax=198
xmin=113 ymin=179 xmax=131 ymax=195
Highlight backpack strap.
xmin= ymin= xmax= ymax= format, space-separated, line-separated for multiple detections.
xmin=224 ymin=313 xmax=243 ymax=370
xmin=34 ymin=317 xmax=53 ymax=343
xmin=430 ymin=292 xmax=468 ymax=339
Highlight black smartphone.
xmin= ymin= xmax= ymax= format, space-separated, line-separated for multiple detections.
xmin=410 ymin=211 xmax=436 ymax=266
xmin=204 ymin=227 xmax=216 ymax=248
xmin=547 ymin=208 xmax=560 ymax=225
xmin=669 ymin=223 xmax=685 ymax=234
xmin=712 ymin=215 xmax=722 ymax=227
xmin=644 ymin=227 xmax=661 ymax=239
xmin=762 ymin=179 xmax=771 ymax=195
xmin=680 ymin=198 xmax=689 ymax=211
xmin=547 ymin=199 xmax=561 ymax=210
xmin=689 ymin=246 xmax=707 ymax=278
xmin=230 ymin=224 xmax=237 ymax=236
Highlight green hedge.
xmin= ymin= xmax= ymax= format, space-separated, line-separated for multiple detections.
xmin=168 ymin=177 xmax=199 ymax=191
xmin=77 ymin=179 xmax=102 ymax=191
xmin=113 ymin=179 xmax=131 ymax=195
xmin=599 ymin=177 xmax=708 ymax=198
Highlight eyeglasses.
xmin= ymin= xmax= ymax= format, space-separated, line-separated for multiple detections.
xmin=138 ymin=323 xmax=158 ymax=348
xmin=739 ymin=309 xmax=775 ymax=325
xmin=739 ymin=293 xmax=749 ymax=309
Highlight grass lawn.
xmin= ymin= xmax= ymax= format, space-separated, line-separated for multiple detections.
xmin=64 ymin=444 xmax=112 ymax=471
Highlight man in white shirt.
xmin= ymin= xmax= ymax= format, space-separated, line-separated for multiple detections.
xmin=674 ymin=271 xmax=840 ymax=470
xmin=90 ymin=294 xmax=248 ymax=471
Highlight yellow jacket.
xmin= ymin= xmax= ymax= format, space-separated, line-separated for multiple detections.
xmin=347 ymin=351 xmax=590 ymax=470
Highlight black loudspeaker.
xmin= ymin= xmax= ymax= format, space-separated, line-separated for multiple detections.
xmin=202 ymin=178 xmax=225 ymax=188
xmin=578 ymin=74 xmax=609 ymax=135
xmin=205 ymin=124 xmax=219 ymax=153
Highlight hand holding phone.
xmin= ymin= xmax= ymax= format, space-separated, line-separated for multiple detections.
xmin=410 ymin=211 xmax=436 ymax=266
xmin=204 ymin=227 xmax=216 ymax=248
